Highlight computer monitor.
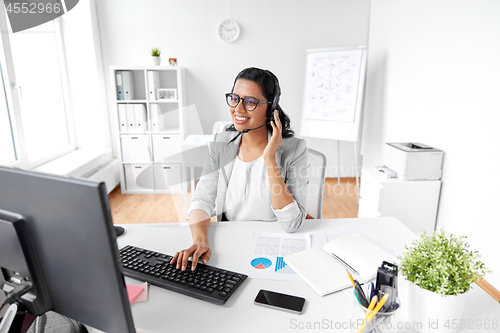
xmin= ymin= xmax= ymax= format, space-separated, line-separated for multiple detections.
xmin=0 ymin=166 xmax=135 ymax=333
xmin=0 ymin=209 xmax=52 ymax=319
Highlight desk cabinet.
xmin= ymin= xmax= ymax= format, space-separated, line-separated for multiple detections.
xmin=153 ymin=164 xmax=182 ymax=192
xmin=120 ymin=135 xmax=150 ymax=163
xmin=110 ymin=66 xmax=187 ymax=193
xmin=123 ymin=164 xmax=154 ymax=191
xmin=358 ymin=168 xmax=441 ymax=234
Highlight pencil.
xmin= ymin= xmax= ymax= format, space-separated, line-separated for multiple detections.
xmin=356 ymin=294 xmax=389 ymax=333
xmin=346 ymin=269 xmax=356 ymax=288
xmin=361 ymin=295 xmax=378 ymax=323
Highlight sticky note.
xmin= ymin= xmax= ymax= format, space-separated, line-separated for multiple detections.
xmin=132 ymin=282 xmax=148 ymax=303
xmin=126 ymin=284 xmax=144 ymax=303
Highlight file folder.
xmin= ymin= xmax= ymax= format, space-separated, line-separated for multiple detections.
xmin=122 ymin=71 xmax=135 ymax=100
xmin=150 ymin=104 xmax=164 ymax=132
xmin=126 ymin=104 xmax=136 ymax=132
xmin=147 ymin=71 xmax=160 ymax=101
xmin=116 ymin=71 xmax=124 ymax=100
xmin=134 ymin=104 xmax=147 ymax=132
xmin=118 ymin=104 xmax=127 ymax=132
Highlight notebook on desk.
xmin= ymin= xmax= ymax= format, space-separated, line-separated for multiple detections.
xmin=284 ymin=233 xmax=396 ymax=296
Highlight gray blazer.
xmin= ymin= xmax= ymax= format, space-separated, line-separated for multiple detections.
xmin=188 ymin=130 xmax=308 ymax=233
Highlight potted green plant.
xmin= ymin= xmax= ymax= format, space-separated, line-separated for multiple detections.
xmin=399 ymin=229 xmax=488 ymax=333
xmin=150 ymin=47 xmax=161 ymax=66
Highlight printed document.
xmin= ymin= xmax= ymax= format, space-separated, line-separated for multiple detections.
xmin=242 ymin=232 xmax=311 ymax=282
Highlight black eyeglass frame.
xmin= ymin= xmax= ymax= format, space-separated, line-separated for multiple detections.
xmin=225 ymin=93 xmax=271 ymax=112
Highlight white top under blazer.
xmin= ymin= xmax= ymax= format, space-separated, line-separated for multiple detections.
xmin=224 ymin=154 xmax=300 ymax=222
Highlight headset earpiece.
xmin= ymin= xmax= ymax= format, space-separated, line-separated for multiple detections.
xmin=267 ymin=71 xmax=281 ymax=121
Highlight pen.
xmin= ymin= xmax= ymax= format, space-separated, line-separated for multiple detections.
xmin=356 ymin=294 xmax=389 ymax=333
xmin=353 ymin=289 xmax=362 ymax=306
xmin=346 ymin=269 xmax=356 ymax=288
xmin=331 ymin=253 xmax=359 ymax=275
xmin=354 ymin=280 xmax=369 ymax=308
xmin=368 ymin=282 xmax=376 ymax=301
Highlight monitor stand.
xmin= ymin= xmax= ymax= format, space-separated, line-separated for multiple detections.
xmin=114 ymin=226 xmax=125 ymax=238
xmin=30 ymin=312 xmax=89 ymax=333
xmin=0 ymin=304 xmax=89 ymax=333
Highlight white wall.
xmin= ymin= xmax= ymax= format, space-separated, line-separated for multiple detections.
xmin=364 ymin=0 xmax=500 ymax=288
xmin=94 ymin=0 xmax=370 ymax=177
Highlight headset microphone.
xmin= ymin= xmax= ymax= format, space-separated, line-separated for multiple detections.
xmin=229 ymin=120 xmax=271 ymax=144
xmin=241 ymin=120 xmax=271 ymax=134
xmin=229 ymin=119 xmax=269 ymax=143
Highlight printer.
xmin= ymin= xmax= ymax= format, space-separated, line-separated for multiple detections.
xmin=385 ymin=143 xmax=444 ymax=180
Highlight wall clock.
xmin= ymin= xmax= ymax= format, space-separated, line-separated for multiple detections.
xmin=218 ymin=19 xmax=240 ymax=43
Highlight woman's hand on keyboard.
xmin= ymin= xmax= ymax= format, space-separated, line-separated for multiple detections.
xmin=171 ymin=241 xmax=212 ymax=271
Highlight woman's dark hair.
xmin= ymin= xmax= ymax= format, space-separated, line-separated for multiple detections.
xmin=226 ymin=67 xmax=294 ymax=138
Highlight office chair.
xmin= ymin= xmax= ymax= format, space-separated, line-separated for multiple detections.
xmin=186 ymin=121 xmax=231 ymax=220
xmin=212 ymin=121 xmax=233 ymax=134
xmin=306 ymin=148 xmax=327 ymax=219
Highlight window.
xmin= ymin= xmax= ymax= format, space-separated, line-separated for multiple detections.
xmin=0 ymin=63 xmax=16 ymax=164
xmin=0 ymin=10 xmax=73 ymax=168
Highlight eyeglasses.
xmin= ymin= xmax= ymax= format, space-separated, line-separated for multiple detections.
xmin=225 ymin=93 xmax=270 ymax=112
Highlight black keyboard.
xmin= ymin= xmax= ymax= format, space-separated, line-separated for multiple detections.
xmin=119 ymin=245 xmax=248 ymax=305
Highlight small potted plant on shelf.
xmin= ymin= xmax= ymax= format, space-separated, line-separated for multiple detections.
xmin=399 ymin=229 xmax=488 ymax=333
xmin=150 ymin=47 xmax=161 ymax=66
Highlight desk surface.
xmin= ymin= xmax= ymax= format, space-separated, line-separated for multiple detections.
xmin=182 ymin=134 xmax=213 ymax=146
xmin=89 ymin=218 xmax=499 ymax=333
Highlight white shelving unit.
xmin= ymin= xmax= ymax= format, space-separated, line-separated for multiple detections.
xmin=109 ymin=66 xmax=187 ymax=194
xmin=358 ymin=168 xmax=441 ymax=234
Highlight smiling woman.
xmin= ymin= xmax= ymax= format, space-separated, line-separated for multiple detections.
xmin=171 ymin=67 xmax=308 ymax=271
xmin=226 ymin=67 xmax=294 ymax=138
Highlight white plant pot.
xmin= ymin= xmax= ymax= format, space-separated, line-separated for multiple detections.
xmin=405 ymin=280 xmax=469 ymax=333
xmin=152 ymin=56 xmax=161 ymax=66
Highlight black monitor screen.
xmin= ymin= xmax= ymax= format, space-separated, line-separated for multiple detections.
xmin=0 ymin=167 xmax=135 ymax=333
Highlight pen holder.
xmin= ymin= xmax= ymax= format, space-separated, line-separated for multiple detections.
xmin=351 ymin=295 xmax=401 ymax=333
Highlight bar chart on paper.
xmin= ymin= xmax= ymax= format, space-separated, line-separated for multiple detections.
xmin=275 ymin=257 xmax=295 ymax=274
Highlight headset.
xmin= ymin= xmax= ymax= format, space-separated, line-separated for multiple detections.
xmin=240 ymin=70 xmax=281 ymax=134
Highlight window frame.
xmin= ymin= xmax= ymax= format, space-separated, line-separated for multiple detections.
xmin=0 ymin=8 xmax=75 ymax=169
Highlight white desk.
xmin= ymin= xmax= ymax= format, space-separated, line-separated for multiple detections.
xmin=88 ymin=218 xmax=499 ymax=333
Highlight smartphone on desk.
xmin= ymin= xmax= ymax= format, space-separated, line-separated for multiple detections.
xmin=254 ymin=289 xmax=306 ymax=314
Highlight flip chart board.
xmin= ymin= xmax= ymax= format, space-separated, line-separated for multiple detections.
xmin=300 ymin=46 xmax=368 ymax=142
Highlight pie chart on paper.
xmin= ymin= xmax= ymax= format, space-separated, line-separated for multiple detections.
xmin=251 ymin=257 xmax=272 ymax=270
